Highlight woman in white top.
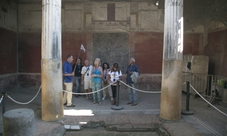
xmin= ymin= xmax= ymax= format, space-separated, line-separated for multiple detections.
xmin=108 ymin=63 xmax=122 ymax=105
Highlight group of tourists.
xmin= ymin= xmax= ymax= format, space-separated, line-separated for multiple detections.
xmin=62 ymin=55 xmax=140 ymax=107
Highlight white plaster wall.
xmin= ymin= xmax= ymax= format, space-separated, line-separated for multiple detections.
xmin=92 ymin=2 xmax=107 ymax=21
xmin=138 ymin=2 xmax=164 ymax=32
xmin=0 ymin=0 xmax=17 ymax=30
xmin=208 ymin=21 xmax=226 ymax=32
xmin=17 ymin=1 xmax=226 ymax=33
xmin=18 ymin=1 xmax=165 ymax=32
xmin=18 ymin=4 xmax=41 ymax=32
xmin=91 ymin=2 xmax=130 ymax=32
xmin=115 ymin=3 xmax=129 ymax=20
xmin=63 ymin=3 xmax=83 ymax=31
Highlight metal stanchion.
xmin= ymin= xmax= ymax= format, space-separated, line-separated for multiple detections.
xmin=182 ymin=82 xmax=194 ymax=115
xmin=111 ymin=81 xmax=124 ymax=110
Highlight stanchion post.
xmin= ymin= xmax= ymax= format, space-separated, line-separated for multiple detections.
xmin=111 ymin=80 xmax=124 ymax=110
xmin=186 ymin=82 xmax=190 ymax=111
xmin=116 ymin=80 xmax=120 ymax=106
xmin=181 ymin=82 xmax=194 ymax=115
xmin=2 ymin=92 xmax=5 ymax=115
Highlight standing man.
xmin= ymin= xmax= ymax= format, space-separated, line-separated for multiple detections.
xmin=81 ymin=60 xmax=93 ymax=100
xmin=63 ymin=55 xmax=76 ymax=107
xmin=73 ymin=58 xmax=83 ymax=97
xmin=126 ymin=58 xmax=140 ymax=106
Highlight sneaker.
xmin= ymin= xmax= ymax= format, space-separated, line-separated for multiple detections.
xmin=63 ymin=103 xmax=67 ymax=105
xmin=92 ymin=101 xmax=96 ymax=104
xmin=127 ymin=102 xmax=132 ymax=105
xmin=67 ymin=104 xmax=76 ymax=107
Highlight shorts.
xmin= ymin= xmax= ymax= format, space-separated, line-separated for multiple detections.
xmin=84 ymin=80 xmax=92 ymax=90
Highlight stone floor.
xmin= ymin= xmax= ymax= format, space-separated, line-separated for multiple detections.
xmin=0 ymin=86 xmax=227 ymax=136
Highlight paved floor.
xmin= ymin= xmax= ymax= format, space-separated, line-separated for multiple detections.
xmin=0 ymin=86 xmax=227 ymax=136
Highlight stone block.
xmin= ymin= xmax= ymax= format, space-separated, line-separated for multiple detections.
xmin=182 ymin=55 xmax=209 ymax=96
xmin=3 ymin=108 xmax=35 ymax=136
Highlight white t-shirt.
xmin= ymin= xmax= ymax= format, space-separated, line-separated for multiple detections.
xmin=81 ymin=65 xmax=93 ymax=81
xmin=108 ymin=70 xmax=122 ymax=83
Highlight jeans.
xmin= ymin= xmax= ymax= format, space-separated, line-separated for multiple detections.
xmin=128 ymin=83 xmax=137 ymax=104
xmin=111 ymin=85 xmax=121 ymax=98
xmin=92 ymin=82 xmax=102 ymax=102
xmin=75 ymin=76 xmax=81 ymax=93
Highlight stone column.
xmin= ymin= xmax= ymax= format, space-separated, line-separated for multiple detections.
xmin=160 ymin=0 xmax=184 ymax=120
xmin=41 ymin=0 xmax=63 ymax=121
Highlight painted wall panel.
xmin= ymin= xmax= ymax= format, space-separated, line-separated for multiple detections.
xmin=0 ymin=28 xmax=17 ymax=74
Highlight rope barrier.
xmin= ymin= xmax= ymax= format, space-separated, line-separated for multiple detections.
xmin=63 ymin=82 xmax=115 ymax=95
xmin=119 ymin=80 xmax=161 ymax=94
xmin=0 ymin=94 xmax=4 ymax=104
xmin=190 ymin=84 xmax=227 ymax=117
xmin=6 ymin=79 xmax=227 ymax=119
xmin=7 ymin=86 xmax=41 ymax=105
xmin=63 ymin=80 xmax=161 ymax=94
xmin=7 ymin=80 xmax=159 ymax=105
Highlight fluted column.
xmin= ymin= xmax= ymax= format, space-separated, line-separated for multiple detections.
xmin=41 ymin=0 xmax=63 ymax=121
xmin=160 ymin=0 xmax=184 ymax=120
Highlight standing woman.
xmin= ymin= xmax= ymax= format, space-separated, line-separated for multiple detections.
xmin=91 ymin=58 xmax=103 ymax=105
xmin=102 ymin=62 xmax=113 ymax=101
xmin=108 ymin=63 xmax=122 ymax=105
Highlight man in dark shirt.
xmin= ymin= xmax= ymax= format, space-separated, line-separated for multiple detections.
xmin=73 ymin=58 xmax=83 ymax=97
xmin=63 ymin=55 xmax=75 ymax=107
xmin=126 ymin=58 xmax=140 ymax=106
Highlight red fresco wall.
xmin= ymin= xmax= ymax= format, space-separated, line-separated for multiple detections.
xmin=18 ymin=32 xmax=201 ymax=74
xmin=183 ymin=33 xmax=200 ymax=55
xmin=0 ymin=27 xmax=17 ymax=74
xmin=204 ymin=29 xmax=227 ymax=76
xmin=223 ymin=30 xmax=227 ymax=76
xmin=18 ymin=33 xmax=41 ymax=73
xmin=129 ymin=32 xmax=163 ymax=74
xmin=62 ymin=32 xmax=88 ymax=64
xmin=17 ymin=32 xmax=202 ymax=89
xmin=130 ymin=32 xmax=201 ymax=74
xmin=18 ymin=32 xmax=89 ymax=73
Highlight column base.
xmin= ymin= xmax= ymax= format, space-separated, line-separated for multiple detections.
xmin=181 ymin=110 xmax=194 ymax=115
xmin=111 ymin=105 xmax=124 ymax=110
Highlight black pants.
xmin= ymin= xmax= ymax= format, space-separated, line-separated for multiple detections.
xmin=111 ymin=85 xmax=120 ymax=98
